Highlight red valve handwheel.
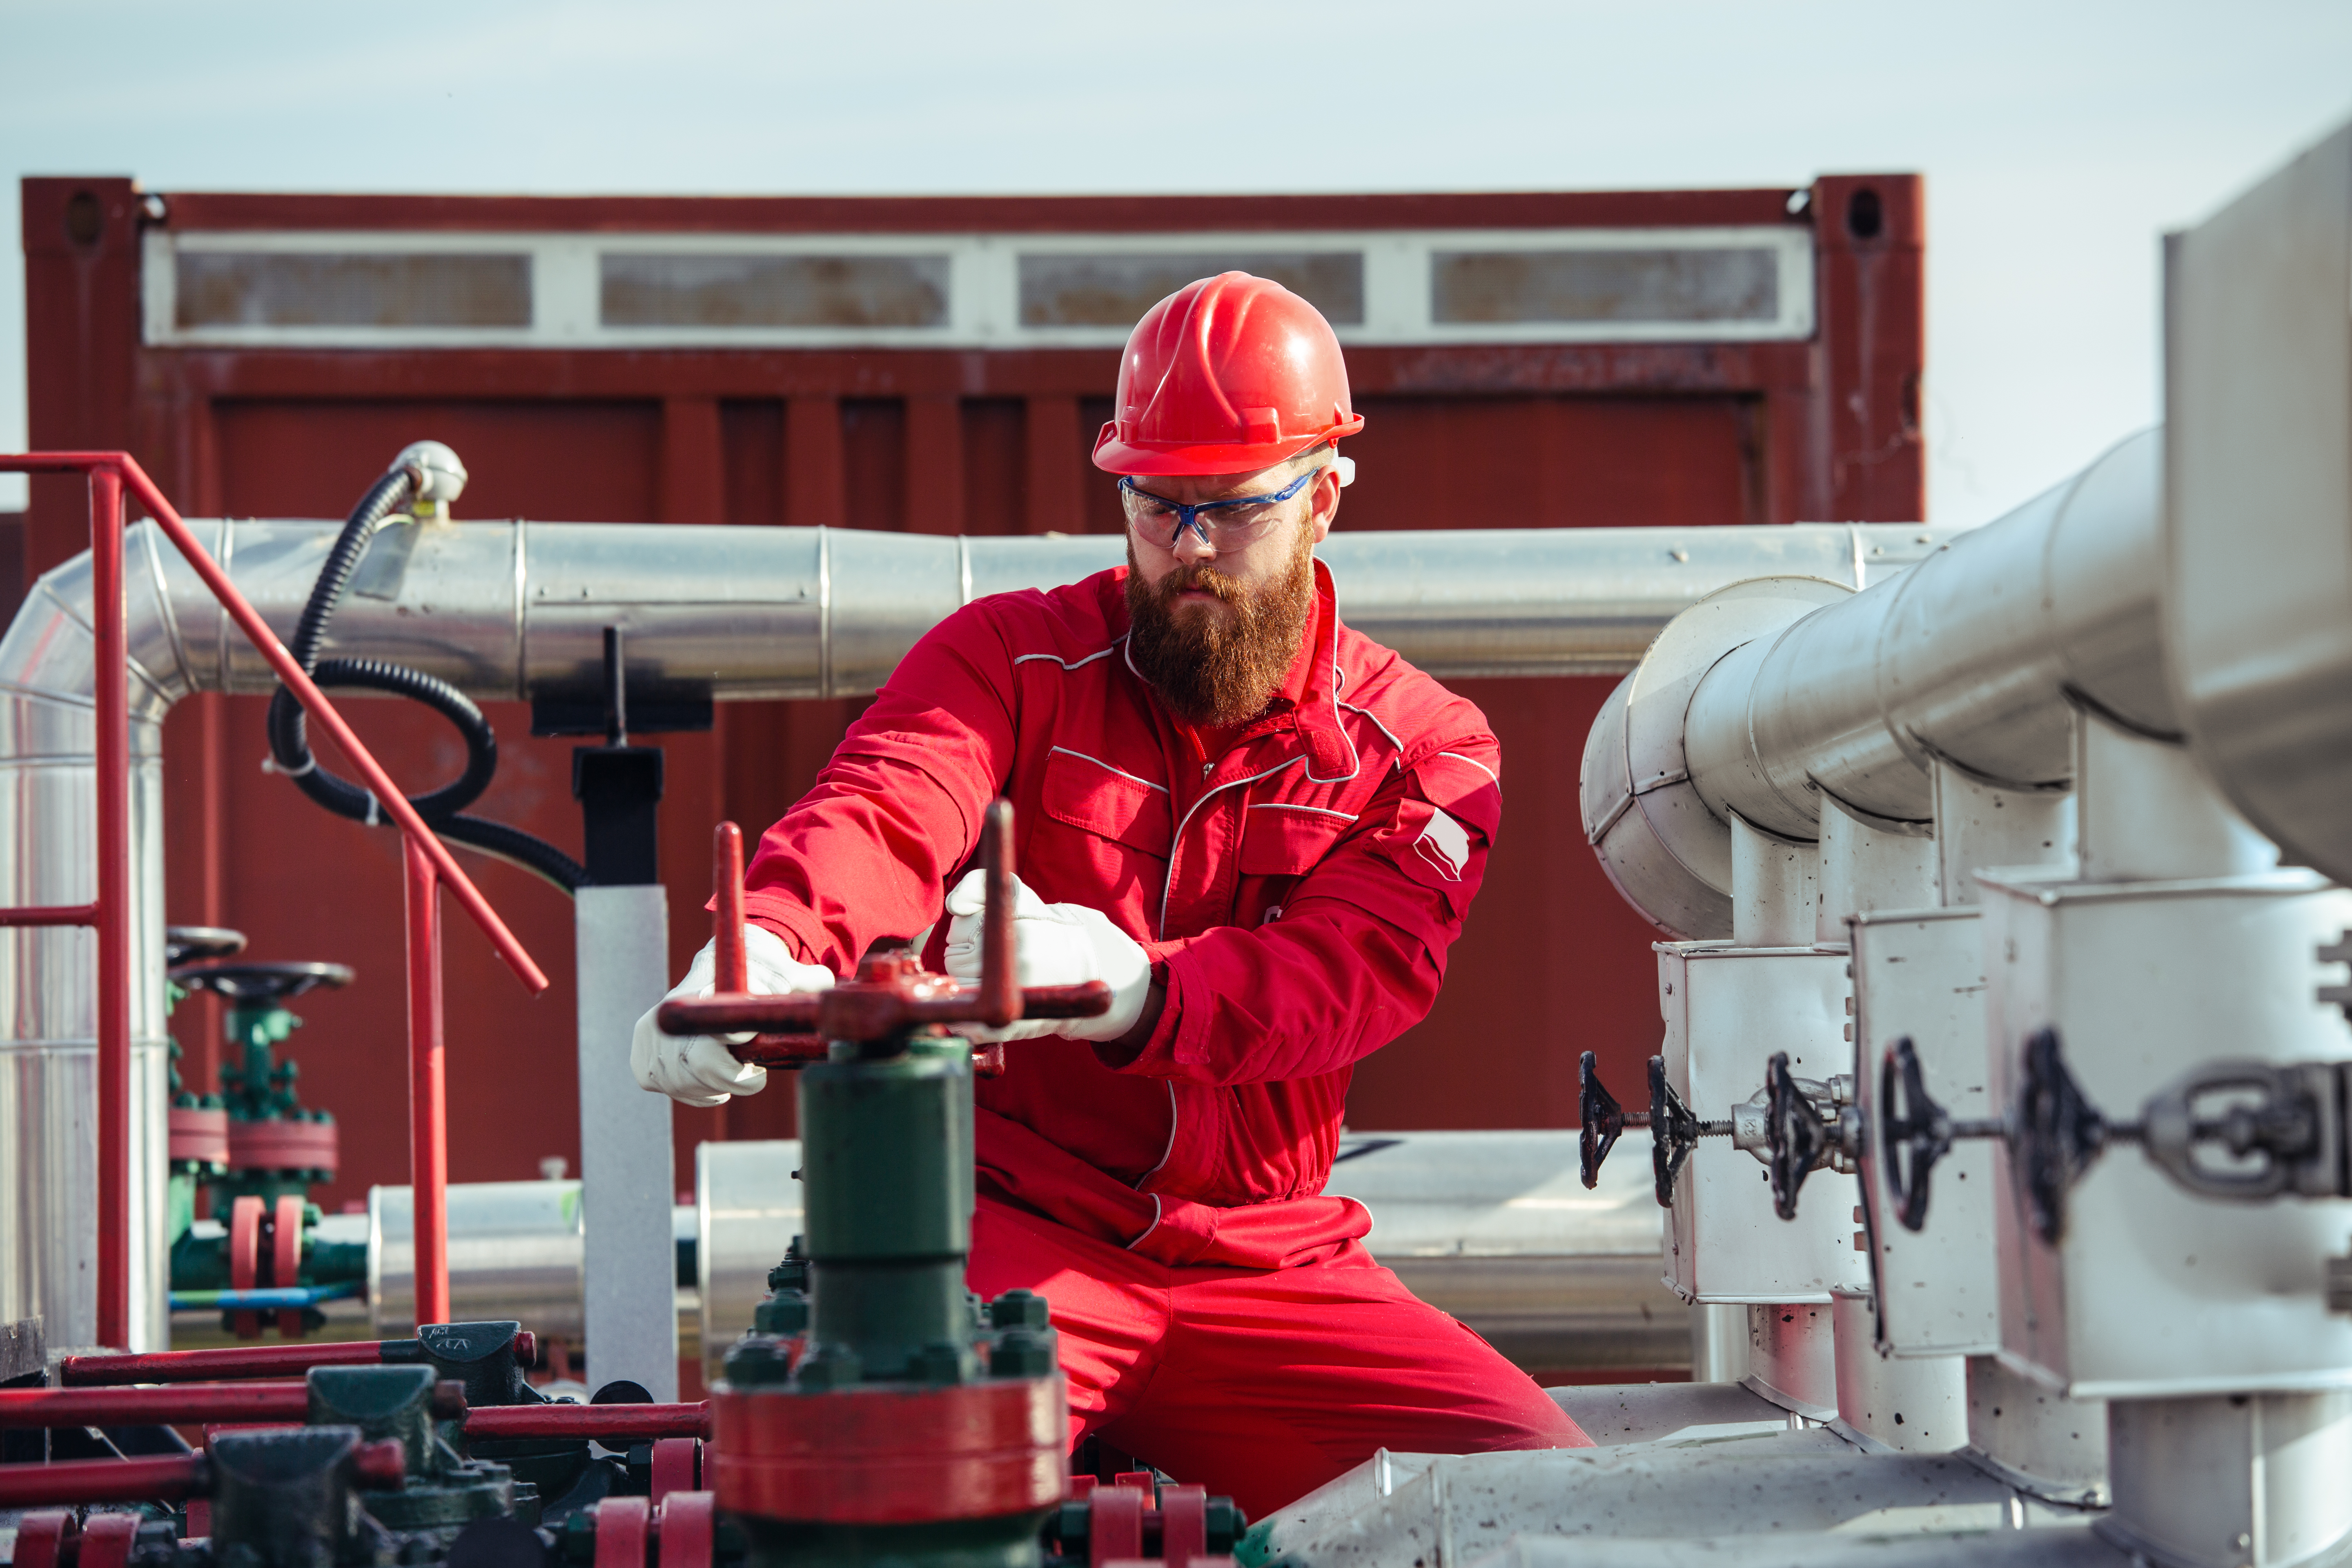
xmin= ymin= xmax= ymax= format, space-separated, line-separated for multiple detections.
xmin=228 ymin=1194 xmax=264 ymax=1339
xmin=273 ymin=1193 xmax=305 ymax=1337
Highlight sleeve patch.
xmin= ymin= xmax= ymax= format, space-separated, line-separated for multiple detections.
xmin=1411 ymin=750 xmax=1501 ymax=838
xmin=1412 ymin=807 xmax=1472 ymax=882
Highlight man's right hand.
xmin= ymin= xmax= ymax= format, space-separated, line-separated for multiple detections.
xmin=630 ymin=926 xmax=834 ymax=1108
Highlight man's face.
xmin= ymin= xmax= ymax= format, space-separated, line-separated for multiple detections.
xmin=1121 ymin=454 xmax=1343 ymax=727
xmin=1123 ymin=454 xmax=1343 ymax=600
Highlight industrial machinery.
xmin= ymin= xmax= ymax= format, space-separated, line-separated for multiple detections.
xmin=0 ymin=479 xmax=1958 ymax=1359
xmin=1241 ymin=119 xmax=2352 ymax=1568
xmin=164 ymin=946 xmax=364 ymax=1340
xmin=7 ymin=114 xmax=2352 ymax=1568
xmin=0 ymin=802 xmax=1252 ymax=1568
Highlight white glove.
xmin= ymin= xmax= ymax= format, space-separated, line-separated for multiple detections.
xmin=940 ymin=871 xmax=1152 ymax=1043
xmin=630 ymin=926 xmax=834 ymax=1107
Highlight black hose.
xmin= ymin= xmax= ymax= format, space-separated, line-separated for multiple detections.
xmin=265 ymin=463 xmax=590 ymax=894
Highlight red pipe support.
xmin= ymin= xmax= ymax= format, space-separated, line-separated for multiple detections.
xmin=403 ymin=834 xmax=451 ymax=1330
xmin=464 ymin=1401 xmax=710 ymax=1442
xmin=89 ymin=465 xmax=131 ymax=1352
xmin=0 ymin=1380 xmax=466 ymax=1428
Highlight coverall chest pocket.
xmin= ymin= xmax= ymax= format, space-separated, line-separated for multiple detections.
xmin=1036 ymin=748 xmax=1173 ymax=906
xmin=1239 ymin=805 xmax=1353 ymax=876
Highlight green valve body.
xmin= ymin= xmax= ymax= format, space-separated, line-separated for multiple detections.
xmin=799 ymin=1033 xmax=976 ymax=1382
xmin=698 ymin=810 xmax=1080 ymax=1568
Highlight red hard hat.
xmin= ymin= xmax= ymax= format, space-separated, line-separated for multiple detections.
xmin=1091 ymin=272 xmax=1365 ymax=477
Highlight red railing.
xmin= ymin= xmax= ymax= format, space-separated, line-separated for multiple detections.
xmin=0 ymin=452 xmax=550 ymax=1347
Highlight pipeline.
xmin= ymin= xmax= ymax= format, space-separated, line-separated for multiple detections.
xmin=1682 ymin=427 xmax=2169 ymax=840
xmin=0 ymin=511 xmax=1958 ymax=1356
xmin=1585 ymin=429 xmax=2167 ymax=935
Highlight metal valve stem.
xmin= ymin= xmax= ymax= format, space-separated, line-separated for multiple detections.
xmin=1578 ymin=1051 xmax=1731 ymax=1207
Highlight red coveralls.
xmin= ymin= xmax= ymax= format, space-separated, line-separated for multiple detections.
xmin=742 ymin=559 xmax=1587 ymax=1516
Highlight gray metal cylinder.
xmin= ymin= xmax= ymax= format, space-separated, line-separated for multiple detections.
xmin=2104 ymin=1392 xmax=2352 ymax=1568
xmin=369 ymin=1180 xmax=589 ymax=1339
xmin=1682 ymin=428 xmax=2169 ymax=842
xmin=100 ymin=518 xmax=1961 ymax=704
xmin=0 ymin=565 xmax=174 ymax=1351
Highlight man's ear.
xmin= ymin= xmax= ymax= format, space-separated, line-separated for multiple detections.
xmin=1309 ymin=465 xmax=1342 ymax=544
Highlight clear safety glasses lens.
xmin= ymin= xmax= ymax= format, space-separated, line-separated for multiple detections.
xmin=1119 ymin=468 xmax=1317 ymax=551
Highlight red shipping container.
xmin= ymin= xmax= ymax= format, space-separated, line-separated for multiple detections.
xmin=18 ymin=177 xmax=1922 ymax=1203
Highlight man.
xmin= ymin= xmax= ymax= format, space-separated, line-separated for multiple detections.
xmin=634 ymin=272 xmax=1588 ymax=1516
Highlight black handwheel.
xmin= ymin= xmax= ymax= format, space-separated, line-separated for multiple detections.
xmin=1579 ymin=1051 xmax=1626 ymax=1190
xmin=2018 ymin=1027 xmax=2105 ymax=1246
xmin=165 ymin=926 xmax=247 ymax=967
xmin=1764 ymin=1052 xmax=1829 ymax=1221
xmin=1880 ymin=1037 xmax=1953 ymax=1233
xmin=1648 ymin=1056 xmax=1703 ymax=1209
xmin=170 ymin=960 xmax=356 ymax=1002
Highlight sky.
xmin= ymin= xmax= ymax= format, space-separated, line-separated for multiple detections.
xmin=4 ymin=0 xmax=2348 ymax=526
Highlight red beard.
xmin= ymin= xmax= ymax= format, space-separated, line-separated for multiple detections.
xmin=1123 ymin=525 xmax=1316 ymax=727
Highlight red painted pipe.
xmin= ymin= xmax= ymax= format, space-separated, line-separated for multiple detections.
xmin=0 ymin=1453 xmax=207 ymax=1506
xmin=0 ymin=1440 xmax=405 ymax=1507
xmin=57 ymin=1332 xmax=536 ymax=1386
xmin=0 ymin=1380 xmax=467 ymax=1428
xmin=464 ymin=1402 xmax=710 ymax=1441
xmin=404 ymin=834 xmax=452 ymax=1330
xmin=91 ymin=465 xmax=129 ymax=1352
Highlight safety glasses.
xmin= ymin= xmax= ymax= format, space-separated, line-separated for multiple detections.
xmin=1118 ymin=468 xmax=1319 ymax=552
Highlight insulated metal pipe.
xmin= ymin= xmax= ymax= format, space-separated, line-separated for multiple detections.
xmin=35 ymin=518 xmax=1955 ymax=703
xmin=0 ymin=516 xmax=1957 ymax=1357
xmin=1682 ymin=429 xmax=2171 ymax=840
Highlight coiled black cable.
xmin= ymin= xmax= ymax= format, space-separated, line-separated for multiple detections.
xmin=265 ymin=461 xmax=590 ymax=893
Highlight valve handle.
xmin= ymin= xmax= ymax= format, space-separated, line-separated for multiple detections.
xmin=1764 ymin=1052 xmax=1831 ymax=1221
xmin=165 ymin=925 xmax=248 ymax=967
xmin=2138 ymin=1058 xmax=2334 ymax=1202
xmin=1880 ymin=1038 xmax=1953 ymax=1233
xmin=1648 ymin=1056 xmax=1704 ymax=1209
xmin=170 ymin=960 xmax=355 ymax=1002
xmin=2016 ymin=1027 xmax=2109 ymax=1246
xmin=1579 ymin=1051 xmax=1627 ymax=1190
xmin=658 ymin=798 xmax=1109 ymax=1051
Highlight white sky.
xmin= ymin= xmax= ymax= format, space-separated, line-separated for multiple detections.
xmin=4 ymin=0 xmax=2348 ymax=525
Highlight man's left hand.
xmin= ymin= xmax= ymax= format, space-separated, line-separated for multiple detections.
xmin=941 ymin=870 xmax=1152 ymax=1043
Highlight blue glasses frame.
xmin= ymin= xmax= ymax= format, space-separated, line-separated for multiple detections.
xmin=1118 ymin=468 xmax=1319 ymax=550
